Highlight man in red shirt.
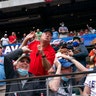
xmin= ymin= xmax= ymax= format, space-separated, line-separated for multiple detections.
xmin=20 ymin=29 xmax=55 ymax=76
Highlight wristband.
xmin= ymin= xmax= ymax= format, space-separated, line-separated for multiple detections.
xmin=42 ymin=55 xmax=46 ymax=58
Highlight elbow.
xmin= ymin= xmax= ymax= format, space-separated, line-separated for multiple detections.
xmin=49 ymin=83 xmax=59 ymax=92
xmin=53 ymin=88 xmax=58 ymax=92
xmin=82 ymin=92 xmax=89 ymax=96
xmin=50 ymin=86 xmax=59 ymax=92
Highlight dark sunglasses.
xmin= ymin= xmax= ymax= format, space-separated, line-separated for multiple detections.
xmin=20 ymin=60 xmax=30 ymax=64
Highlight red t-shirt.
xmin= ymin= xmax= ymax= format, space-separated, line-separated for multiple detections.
xmin=9 ymin=35 xmax=17 ymax=43
xmin=28 ymin=40 xmax=55 ymax=76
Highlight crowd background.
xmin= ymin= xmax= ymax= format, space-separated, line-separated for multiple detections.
xmin=0 ymin=22 xmax=96 ymax=46
xmin=0 ymin=21 xmax=96 ymax=96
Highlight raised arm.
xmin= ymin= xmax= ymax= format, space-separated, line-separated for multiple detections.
xmin=58 ymin=54 xmax=88 ymax=72
xmin=20 ymin=32 xmax=36 ymax=48
xmin=5 ymin=46 xmax=31 ymax=60
xmin=48 ymin=58 xmax=61 ymax=92
xmin=37 ymin=45 xmax=53 ymax=71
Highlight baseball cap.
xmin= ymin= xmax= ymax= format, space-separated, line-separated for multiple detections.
xmin=13 ymin=54 xmax=30 ymax=66
xmin=59 ymin=59 xmax=73 ymax=68
xmin=18 ymin=54 xmax=30 ymax=62
xmin=43 ymin=29 xmax=53 ymax=36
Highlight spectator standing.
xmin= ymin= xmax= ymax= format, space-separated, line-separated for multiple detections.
xmin=21 ymin=33 xmax=27 ymax=43
xmin=20 ymin=29 xmax=55 ymax=76
xmin=84 ymin=29 xmax=89 ymax=35
xmin=68 ymin=31 xmax=75 ymax=37
xmin=58 ymin=22 xmax=69 ymax=38
xmin=1 ymin=34 xmax=9 ymax=46
xmin=52 ymin=27 xmax=59 ymax=40
xmin=86 ymin=24 xmax=96 ymax=34
xmin=9 ymin=32 xmax=17 ymax=44
xmin=78 ymin=29 xmax=84 ymax=36
xmin=35 ymin=29 xmax=42 ymax=40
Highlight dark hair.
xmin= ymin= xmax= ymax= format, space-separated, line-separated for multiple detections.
xmin=61 ymin=43 xmax=67 ymax=49
xmin=73 ymin=36 xmax=81 ymax=42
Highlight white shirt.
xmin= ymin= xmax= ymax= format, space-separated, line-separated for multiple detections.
xmin=84 ymin=73 xmax=96 ymax=96
xmin=1 ymin=37 xmax=9 ymax=46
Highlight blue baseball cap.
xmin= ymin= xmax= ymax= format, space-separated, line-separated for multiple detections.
xmin=59 ymin=59 xmax=73 ymax=68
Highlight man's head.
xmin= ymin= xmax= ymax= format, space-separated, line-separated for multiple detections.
xmin=12 ymin=32 xmax=16 ymax=36
xmin=73 ymin=36 xmax=81 ymax=47
xmin=37 ymin=28 xmax=40 ymax=32
xmin=15 ymin=54 xmax=30 ymax=77
xmin=73 ymin=36 xmax=81 ymax=43
xmin=40 ymin=29 xmax=52 ymax=42
xmin=4 ymin=34 xmax=7 ymax=37
xmin=60 ymin=22 xmax=64 ymax=27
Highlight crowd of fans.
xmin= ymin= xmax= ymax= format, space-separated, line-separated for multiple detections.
xmin=0 ymin=22 xmax=96 ymax=47
xmin=0 ymin=22 xmax=96 ymax=96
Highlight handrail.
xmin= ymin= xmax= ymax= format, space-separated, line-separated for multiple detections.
xmin=0 ymin=70 xmax=95 ymax=82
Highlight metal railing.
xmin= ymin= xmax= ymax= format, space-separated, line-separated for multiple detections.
xmin=0 ymin=70 xmax=95 ymax=96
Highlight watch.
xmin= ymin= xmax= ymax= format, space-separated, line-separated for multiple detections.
xmin=42 ymin=55 xmax=46 ymax=58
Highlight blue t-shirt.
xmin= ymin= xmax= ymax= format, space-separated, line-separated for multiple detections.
xmin=52 ymin=31 xmax=59 ymax=39
xmin=0 ymin=56 xmax=6 ymax=85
